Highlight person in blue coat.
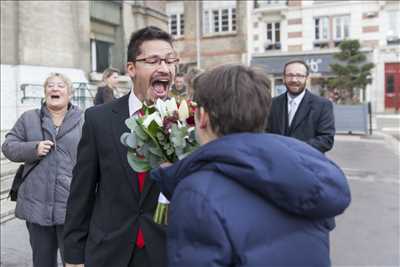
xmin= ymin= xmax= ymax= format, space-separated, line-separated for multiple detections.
xmin=151 ymin=64 xmax=351 ymax=267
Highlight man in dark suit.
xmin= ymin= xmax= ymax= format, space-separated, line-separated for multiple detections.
xmin=267 ymin=59 xmax=335 ymax=153
xmin=63 ymin=26 xmax=179 ymax=267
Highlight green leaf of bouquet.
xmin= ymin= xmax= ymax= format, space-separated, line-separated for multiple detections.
xmin=127 ymin=150 xmax=150 ymax=172
xmin=156 ymin=132 xmax=165 ymax=141
xmin=125 ymin=117 xmax=138 ymax=130
xmin=166 ymin=148 xmax=174 ymax=155
xmin=149 ymin=145 xmax=164 ymax=157
xmin=170 ymin=127 xmax=185 ymax=148
xmin=139 ymin=122 xmax=169 ymax=161
xmin=134 ymin=124 xmax=148 ymax=141
xmin=146 ymin=105 xmax=156 ymax=114
xmin=137 ymin=143 xmax=150 ymax=157
xmin=148 ymin=152 xmax=162 ymax=169
xmin=120 ymin=132 xmax=137 ymax=149
xmin=147 ymin=120 xmax=161 ymax=137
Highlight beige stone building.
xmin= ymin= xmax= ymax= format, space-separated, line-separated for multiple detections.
xmin=165 ymin=0 xmax=250 ymax=72
xmin=1 ymin=0 xmax=168 ymax=131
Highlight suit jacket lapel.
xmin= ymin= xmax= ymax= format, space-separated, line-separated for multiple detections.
xmin=111 ymin=94 xmax=140 ymax=200
xmin=276 ymin=93 xmax=288 ymax=135
xmin=139 ymin=176 xmax=155 ymax=206
xmin=289 ymin=90 xmax=312 ymax=134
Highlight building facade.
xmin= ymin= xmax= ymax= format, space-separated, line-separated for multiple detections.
xmin=0 ymin=0 xmax=168 ymax=132
xmin=250 ymin=0 xmax=400 ymax=112
xmin=165 ymin=0 xmax=250 ymax=72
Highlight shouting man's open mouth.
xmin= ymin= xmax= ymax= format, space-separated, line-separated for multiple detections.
xmin=150 ymin=75 xmax=171 ymax=100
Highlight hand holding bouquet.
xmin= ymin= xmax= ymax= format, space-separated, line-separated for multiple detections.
xmin=121 ymin=98 xmax=198 ymax=224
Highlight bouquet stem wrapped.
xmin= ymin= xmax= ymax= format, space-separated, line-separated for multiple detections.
xmin=153 ymin=193 xmax=170 ymax=224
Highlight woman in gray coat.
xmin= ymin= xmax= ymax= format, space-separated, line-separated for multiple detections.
xmin=2 ymin=73 xmax=82 ymax=267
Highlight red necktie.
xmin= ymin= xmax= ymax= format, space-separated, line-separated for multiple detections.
xmin=135 ymin=172 xmax=147 ymax=248
xmin=135 ymin=107 xmax=146 ymax=248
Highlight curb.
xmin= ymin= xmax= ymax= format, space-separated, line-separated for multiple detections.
xmin=374 ymin=130 xmax=400 ymax=156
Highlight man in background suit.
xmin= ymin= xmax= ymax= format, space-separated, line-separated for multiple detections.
xmin=64 ymin=26 xmax=178 ymax=267
xmin=267 ymin=59 xmax=335 ymax=153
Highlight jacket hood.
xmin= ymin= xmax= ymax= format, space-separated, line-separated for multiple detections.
xmin=151 ymin=133 xmax=351 ymax=219
xmin=41 ymin=103 xmax=82 ymax=138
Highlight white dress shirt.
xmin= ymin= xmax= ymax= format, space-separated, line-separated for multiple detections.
xmin=128 ymin=90 xmax=143 ymax=117
xmin=287 ymin=89 xmax=306 ymax=126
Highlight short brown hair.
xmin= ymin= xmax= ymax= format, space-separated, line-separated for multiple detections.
xmin=283 ymin=59 xmax=310 ymax=76
xmin=127 ymin=26 xmax=174 ymax=62
xmin=193 ymin=64 xmax=271 ymax=136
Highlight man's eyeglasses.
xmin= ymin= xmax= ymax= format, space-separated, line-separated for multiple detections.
xmin=134 ymin=56 xmax=179 ymax=66
xmin=285 ymin=73 xmax=308 ymax=79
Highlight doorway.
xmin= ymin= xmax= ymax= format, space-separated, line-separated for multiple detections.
xmin=385 ymin=63 xmax=400 ymax=111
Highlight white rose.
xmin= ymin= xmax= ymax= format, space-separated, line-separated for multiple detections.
xmin=178 ymin=100 xmax=189 ymax=122
xmin=166 ymin=98 xmax=178 ymax=116
xmin=143 ymin=112 xmax=163 ymax=128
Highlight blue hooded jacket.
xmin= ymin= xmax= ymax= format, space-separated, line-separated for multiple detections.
xmin=151 ymin=133 xmax=351 ymax=267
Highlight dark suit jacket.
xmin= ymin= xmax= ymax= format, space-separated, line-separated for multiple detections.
xmin=64 ymin=94 xmax=166 ymax=267
xmin=267 ymin=90 xmax=335 ymax=153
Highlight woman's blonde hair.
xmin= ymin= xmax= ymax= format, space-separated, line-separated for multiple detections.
xmin=102 ymin=67 xmax=120 ymax=88
xmin=43 ymin=73 xmax=73 ymax=94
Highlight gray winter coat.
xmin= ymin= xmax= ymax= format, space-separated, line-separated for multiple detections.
xmin=2 ymin=104 xmax=82 ymax=226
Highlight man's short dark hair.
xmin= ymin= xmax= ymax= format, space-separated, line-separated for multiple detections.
xmin=283 ymin=59 xmax=310 ymax=76
xmin=127 ymin=26 xmax=174 ymax=62
xmin=193 ymin=64 xmax=271 ymax=136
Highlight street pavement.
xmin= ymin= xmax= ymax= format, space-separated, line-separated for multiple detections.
xmin=328 ymin=133 xmax=399 ymax=267
xmin=1 ymin=132 xmax=399 ymax=267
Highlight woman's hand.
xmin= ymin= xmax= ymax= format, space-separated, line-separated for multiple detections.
xmin=36 ymin=140 xmax=54 ymax=157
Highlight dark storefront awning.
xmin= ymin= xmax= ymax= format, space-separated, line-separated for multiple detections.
xmin=251 ymin=52 xmax=339 ymax=75
xmin=251 ymin=50 xmax=373 ymax=76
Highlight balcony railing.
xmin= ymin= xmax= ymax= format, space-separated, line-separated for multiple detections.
xmin=20 ymin=83 xmax=97 ymax=110
xmin=254 ymin=0 xmax=288 ymax=9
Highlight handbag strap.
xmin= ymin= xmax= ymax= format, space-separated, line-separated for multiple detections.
xmin=39 ymin=108 xmax=45 ymax=140
xmin=22 ymin=109 xmax=46 ymax=179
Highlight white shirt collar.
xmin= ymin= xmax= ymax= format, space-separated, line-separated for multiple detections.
xmin=287 ymin=89 xmax=306 ymax=106
xmin=128 ymin=90 xmax=143 ymax=117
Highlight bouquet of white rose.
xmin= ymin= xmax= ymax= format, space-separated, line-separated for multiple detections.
xmin=121 ymin=98 xmax=198 ymax=224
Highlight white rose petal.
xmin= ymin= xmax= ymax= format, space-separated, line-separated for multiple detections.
xmin=178 ymin=100 xmax=189 ymax=122
xmin=156 ymin=99 xmax=168 ymax=119
xmin=166 ymin=98 xmax=178 ymax=116
xmin=143 ymin=112 xmax=163 ymax=128
xmin=153 ymin=113 xmax=163 ymax=127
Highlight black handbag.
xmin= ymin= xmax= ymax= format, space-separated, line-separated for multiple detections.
xmin=8 ymin=109 xmax=45 ymax=202
xmin=9 ymin=162 xmax=40 ymax=201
